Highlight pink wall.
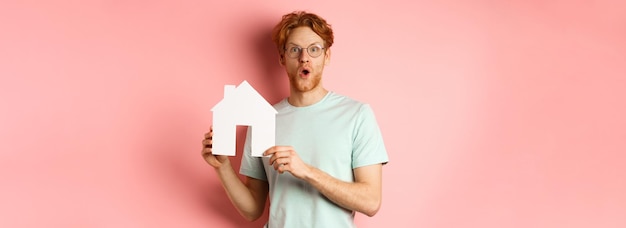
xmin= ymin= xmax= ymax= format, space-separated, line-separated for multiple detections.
xmin=1 ymin=0 xmax=625 ymax=227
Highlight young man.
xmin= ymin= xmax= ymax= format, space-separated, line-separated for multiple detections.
xmin=202 ymin=11 xmax=389 ymax=228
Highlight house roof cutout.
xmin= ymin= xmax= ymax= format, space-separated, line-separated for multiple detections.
xmin=211 ymin=80 xmax=277 ymax=157
xmin=211 ymin=80 xmax=277 ymax=115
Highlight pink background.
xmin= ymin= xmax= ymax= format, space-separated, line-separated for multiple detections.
xmin=1 ymin=0 xmax=625 ymax=227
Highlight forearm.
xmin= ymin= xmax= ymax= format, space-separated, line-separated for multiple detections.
xmin=264 ymin=146 xmax=384 ymax=216
xmin=215 ymin=162 xmax=266 ymax=221
xmin=303 ymin=166 xmax=382 ymax=217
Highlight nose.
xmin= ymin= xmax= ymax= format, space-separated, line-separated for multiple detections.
xmin=299 ymin=50 xmax=310 ymax=63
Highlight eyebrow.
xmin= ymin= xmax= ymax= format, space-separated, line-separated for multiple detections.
xmin=286 ymin=42 xmax=323 ymax=47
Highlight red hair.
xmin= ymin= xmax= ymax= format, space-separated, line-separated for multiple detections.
xmin=271 ymin=11 xmax=334 ymax=55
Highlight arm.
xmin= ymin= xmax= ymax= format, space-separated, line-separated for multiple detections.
xmin=202 ymin=130 xmax=269 ymax=221
xmin=214 ymin=161 xmax=269 ymax=221
xmin=265 ymin=146 xmax=383 ymax=216
xmin=305 ymin=164 xmax=383 ymax=217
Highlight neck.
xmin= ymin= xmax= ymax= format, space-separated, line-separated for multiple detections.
xmin=288 ymin=87 xmax=329 ymax=107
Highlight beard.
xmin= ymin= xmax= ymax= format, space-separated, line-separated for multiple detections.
xmin=288 ymin=72 xmax=322 ymax=93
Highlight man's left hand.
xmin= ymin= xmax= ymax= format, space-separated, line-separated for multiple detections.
xmin=264 ymin=146 xmax=312 ymax=179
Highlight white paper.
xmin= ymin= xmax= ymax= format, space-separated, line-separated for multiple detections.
xmin=210 ymin=80 xmax=277 ymax=157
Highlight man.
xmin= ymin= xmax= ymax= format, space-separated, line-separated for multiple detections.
xmin=202 ymin=11 xmax=388 ymax=228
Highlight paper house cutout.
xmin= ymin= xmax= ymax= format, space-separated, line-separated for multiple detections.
xmin=211 ymin=80 xmax=277 ymax=157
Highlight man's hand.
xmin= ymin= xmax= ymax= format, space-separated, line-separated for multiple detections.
xmin=264 ymin=146 xmax=312 ymax=179
xmin=264 ymin=145 xmax=384 ymax=216
xmin=201 ymin=127 xmax=229 ymax=169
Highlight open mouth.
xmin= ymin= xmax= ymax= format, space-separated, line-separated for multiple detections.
xmin=302 ymin=69 xmax=310 ymax=75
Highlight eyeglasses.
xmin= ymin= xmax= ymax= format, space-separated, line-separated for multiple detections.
xmin=284 ymin=44 xmax=325 ymax=58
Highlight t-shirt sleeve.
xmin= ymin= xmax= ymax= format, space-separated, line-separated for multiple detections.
xmin=352 ymin=104 xmax=389 ymax=168
xmin=239 ymin=127 xmax=268 ymax=181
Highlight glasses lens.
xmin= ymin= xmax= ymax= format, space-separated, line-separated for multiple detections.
xmin=308 ymin=45 xmax=322 ymax=58
xmin=287 ymin=46 xmax=300 ymax=58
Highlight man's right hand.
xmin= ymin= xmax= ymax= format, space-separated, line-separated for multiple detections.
xmin=201 ymin=127 xmax=229 ymax=169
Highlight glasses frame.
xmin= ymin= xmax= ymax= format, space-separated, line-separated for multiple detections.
xmin=283 ymin=44 xmax=326 ymax=59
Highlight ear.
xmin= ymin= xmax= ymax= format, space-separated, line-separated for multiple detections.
xmin=324 ymin=48 xmax=331 ymax=66
xmin=279 ymin=54 xmax=285 ymax=66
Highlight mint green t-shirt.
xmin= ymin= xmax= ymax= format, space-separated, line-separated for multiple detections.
xmin=240 ymin=91 xmax=389 ymax=228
